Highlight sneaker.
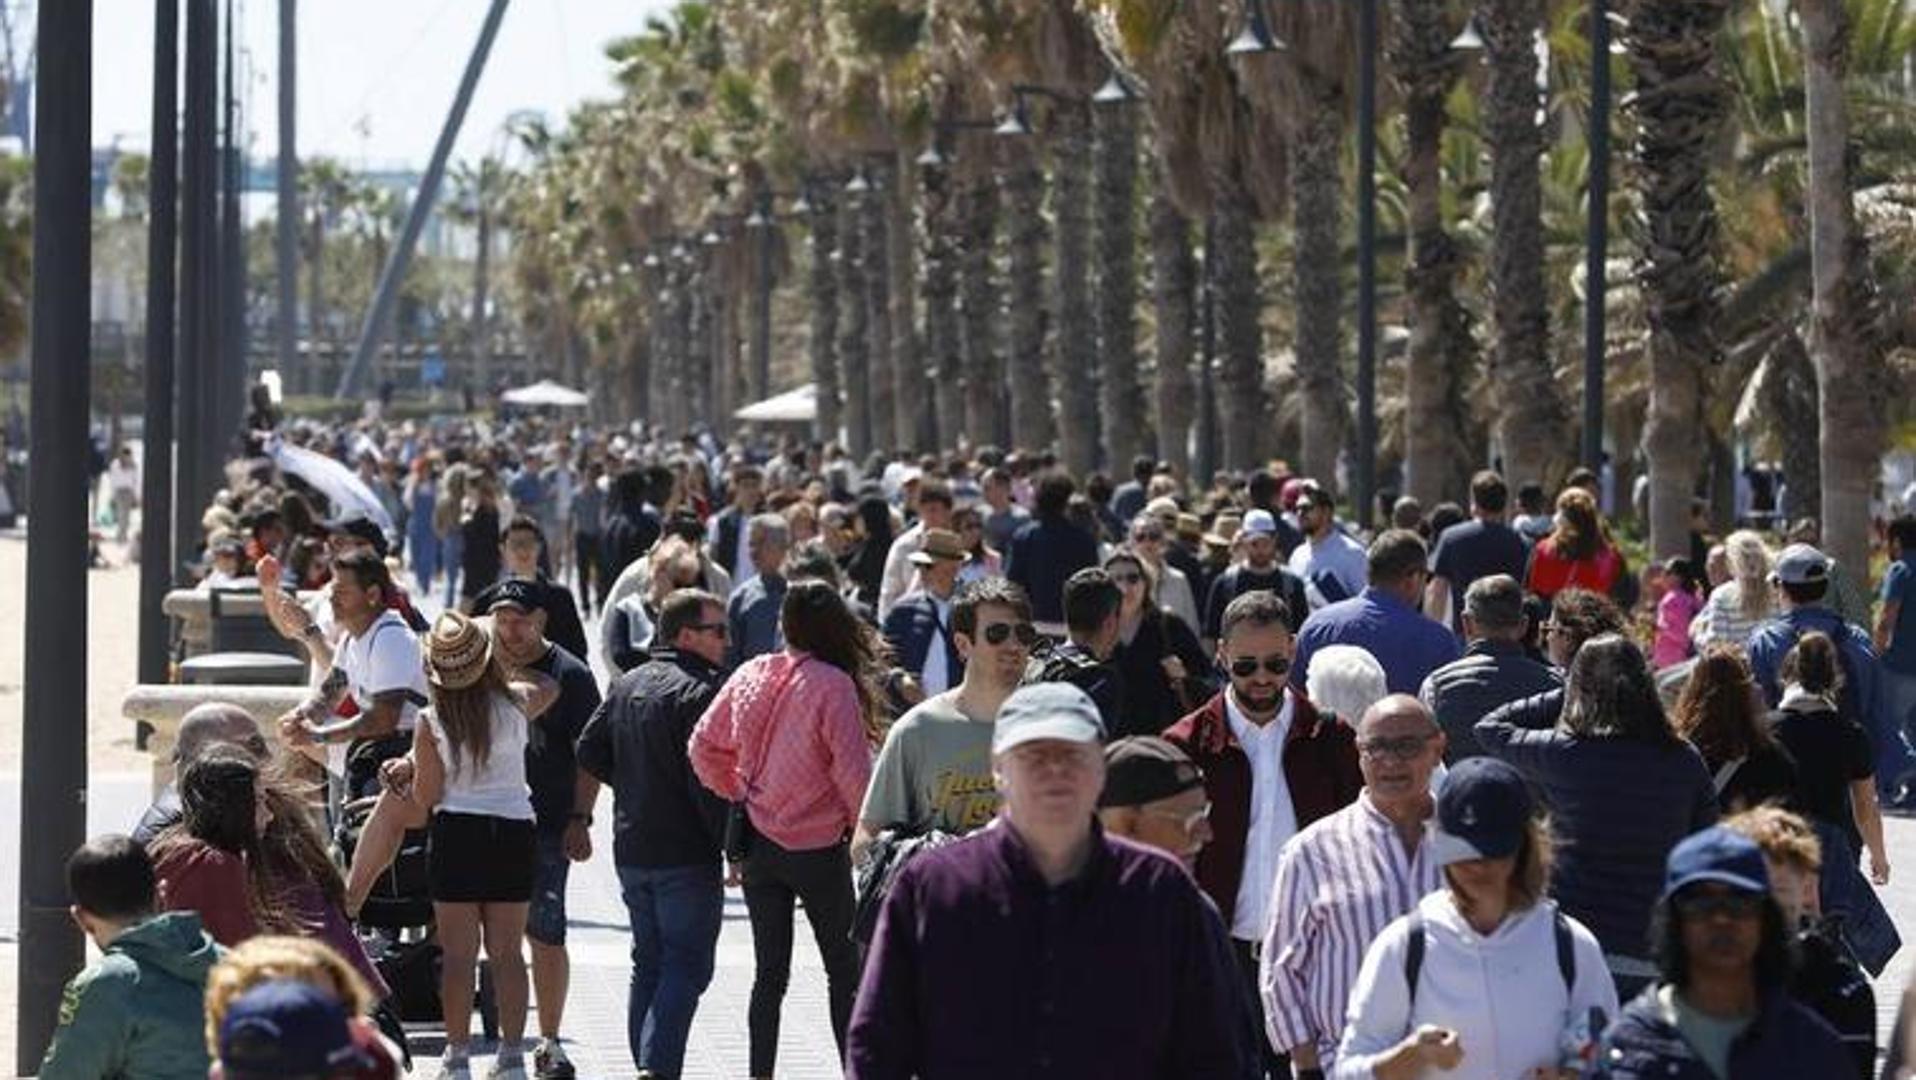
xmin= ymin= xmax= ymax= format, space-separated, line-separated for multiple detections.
xmin=533 ymin=1043 xmax=577 ymax=1080
xmin=485 ymin=1059 xmax=527 ymax=1080
xmin=434 ymin=1058 xmax=472 ymax=1080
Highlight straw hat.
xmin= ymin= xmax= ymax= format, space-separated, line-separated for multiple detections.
xmin=909 ymin=528 xmax=970 ymax=566
xmin=425 ymin=611 xmax=492 ymax=690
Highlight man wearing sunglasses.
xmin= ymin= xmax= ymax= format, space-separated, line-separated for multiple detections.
xmin=1591 ymin=826 xmax=1850 ymax=1080
xmin=857 ymin=580 xmax=1038 ymax=859
xmin=1164 ymin=590 xmax=1363 ymax=1079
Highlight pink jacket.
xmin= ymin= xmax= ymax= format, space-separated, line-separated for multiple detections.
xmin=1654 ymin=588 xmax=1703 ymax=669
xmin=689 ymin=650 xmax=873 ymax=851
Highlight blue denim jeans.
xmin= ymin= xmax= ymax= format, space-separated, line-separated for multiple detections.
xmin=616 ymin=862 xmax=723 ymax=1080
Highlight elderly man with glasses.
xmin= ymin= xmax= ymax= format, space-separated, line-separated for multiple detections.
xmin=1164 ymin=590 xmax=1363 ymax=1079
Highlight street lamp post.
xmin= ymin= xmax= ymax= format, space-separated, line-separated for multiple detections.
xmin=1355 ymin=0 xmax=1379 ymax=530
xmin=1582 ymin=0 xmax=1613 ymax=473
xmin=139 ymin=0 xmax=180 ymax=686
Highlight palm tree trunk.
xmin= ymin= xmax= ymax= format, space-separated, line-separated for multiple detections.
xmin=1150 ymin=178 xmax=1197 ymax=480
xmin=1760 ymin=330 xmax=1820 ymax=521
xmin=1483 ymin=0 xmax=1571 ymax=489
xmin=809 ymin=185 xmax=842 ymax=446
xmin=840 ymin=184 xmax=873 ymax=456
xmin=1799 ymin=0 xmax=1890 ymax=578
xmin=1215 ymin=185 xmax=1266 ymax=471
xmin=885 ymin=160 xmax=922 ymax=451
xmin=1291 ymin=102 xmax=1347 ymax=485
xmin=1394 ymin=0 xmax=1478 ymax=505
xmin=1005 ymin=146 xmax=1055 ymax=454
xmin=689 ymin=267 xmax=715 ymax=430
xmin=472 ymin=206 xmax=490 ymax=399
xmin=922 ymin=154 xmax=962 ymax=451
xmin=958 ymin=175 xmax=1001 ymax=447
xmin=1096 ymin=100 xmax=1144 ymax=472
xmin=865 ymin=165 xmax=898 ymax=453
xmin=1053 ymin=108 xmax=1099 ymax=475
xmin=1623 ymin=0 xmax=1730 ymax=558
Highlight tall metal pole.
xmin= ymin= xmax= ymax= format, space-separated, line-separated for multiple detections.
xmin=16 ymin=2 xmax=92 ymax=1069
xmin=1196 ymin=214 xmax=1219 ymax=485
xmin=1353 ymin=0 xmax=1379 ymax=531
xmin=1582 ymin=0 xmax=1611 ymax=473
xmin=174 ymin=0 xmax=217 ymax=586
xmin=220 ymin=0 xmax=246 ymax=448
xmin=139 ymin=0 xmax=180 ymax=685
xmin=752 ymin=192 xmax=774 ymax=404
xmin=276 ymin=0 xmax=298 ymax=387
xmin=334 ymin=0 xmax=510 ymax=399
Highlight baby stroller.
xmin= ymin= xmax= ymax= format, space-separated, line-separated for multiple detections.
xmin=334 ymin=735 xmax=498 ymax=1050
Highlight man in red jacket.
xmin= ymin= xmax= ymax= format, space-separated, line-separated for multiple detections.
xmin=1163 ymin=589 xmax=1362 ymax=1079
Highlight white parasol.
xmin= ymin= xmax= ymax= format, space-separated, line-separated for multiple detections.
xmin=270 ymin=441 xmax=396 ymax=536
xmin=500 ymin=379 xmax=591 ymax=408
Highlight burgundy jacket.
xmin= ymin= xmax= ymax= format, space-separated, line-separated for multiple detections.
xmin=1162 ymin=689 xmax=1362 ymax=932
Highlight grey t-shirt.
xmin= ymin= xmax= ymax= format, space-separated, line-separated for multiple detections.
xmin=860 ymin=691 xmax=1000 ymax=835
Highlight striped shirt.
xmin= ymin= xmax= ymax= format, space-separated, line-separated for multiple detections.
xmin=1259 ymin=793 xmax=1441 ymax=1066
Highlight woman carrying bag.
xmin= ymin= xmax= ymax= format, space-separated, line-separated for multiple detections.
xmin=690 ymin=579 xmax=880 ymax=1080
xmin=1332 ymin=758 xmax=1618 ymax=1080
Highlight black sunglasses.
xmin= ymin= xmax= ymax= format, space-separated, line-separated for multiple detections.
xmin=980 ymin=622 xmax=1040 ymax=647
xmin=1675 ymin=890 xmax=1764 ymax=920
xmin=1228 ymin=654 xmax=1291 ymax=679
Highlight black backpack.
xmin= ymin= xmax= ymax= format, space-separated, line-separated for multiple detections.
xmin=1404 ymin=907 xmax=1576 ymax=1007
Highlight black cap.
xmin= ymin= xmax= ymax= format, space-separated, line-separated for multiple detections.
xmin=476 ymin=577 xmax=544 ymax=616
xmin=1100 ymin=736 xmax=1205 ymax=808
xmin=323 ymin=514 xmax=389 ymax=558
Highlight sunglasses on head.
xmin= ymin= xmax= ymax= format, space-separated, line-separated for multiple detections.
xmin=1227 ymin=654 xmax=1291 ymax=678
xmin=980 ymin=621 xmax=1040 ymax=647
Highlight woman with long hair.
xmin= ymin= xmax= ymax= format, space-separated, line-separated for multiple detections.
xmin=1692 ymin=529 xmax=1775 ymax=651
xmin=844 ymin=493 xmax=896 ymax=611
xmin=404 ymin=455 xmax=440 ymax=595
xmin=1333 ymin=759 xmax=1617 ymax=1080
xmin=1525 ymin=488 xmax=1622 ymax=604
xmin=150 ymin=748 xmax=391 ymax=1009
xmin=1476 ymin=634 xmax=1718 ymax=1000
xmin=1105 ymin=547 xmax=1214 ymax=734
xmin=952 ymin=504 xmax=1003 ymax=588
xmin=406 ymin=610 xmax=558 ymax=1079
xmin=689 ymin=579 xmax=880 ymax=1079
xmin=1673 ymin=646 xmax=1797 ymax=812
xmin=1770 ymin=632 xmax=1889 ymax=888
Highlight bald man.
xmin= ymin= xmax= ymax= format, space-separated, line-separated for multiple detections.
xmin=131 ymin=702 xmax=268 ymax=845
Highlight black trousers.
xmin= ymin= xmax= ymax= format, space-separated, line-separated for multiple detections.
xmin=740 ymin=836 xmax=862 ymax=1077
xmin=574 ymin=531 xmax=600 ymax=614
xmin=1231 ymin=938 xmax=1294 ymax=1080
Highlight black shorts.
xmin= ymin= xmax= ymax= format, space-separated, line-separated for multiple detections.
xmin=428 ymin=811 xmax=536 ymax=903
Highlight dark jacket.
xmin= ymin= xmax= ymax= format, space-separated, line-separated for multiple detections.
xmin=846 ymin=821 xmax=1249 ymax=1080
xmin=37 ymin=912 xmax=221 ymax=1080
xmin=1792 ymin=921 xmax=1875 ymax=1078
xmin=1005 ymin=517 xmax=1100 ymax=625
xmin=1112 ymin=613 xmax=1217 ymax=741
xmin=1421 ymin=639 xmax=1563 ymax=763
xmin=1592 ymin=984 xmax=1851 ymax=1080
xmin=576 ymin=648 xmax=729 ymax=868
xmin=882 ymin=591 xmax=964 ymax=688
xmin=1161 ymin=689 xmax=1363 ymax=932
xmin=132 ymin=785 xmax=183 ymax=848
xmin=1201 ymin=564 xmax=1309 ymax=640
xmin=1474 ymin=718 xmax=1717 ymax=959
xmin=1031 ymin=641 xmax=1127 ymax=740
xmin=599 ymin=502 xmax=661 ymax=605
xmin=726 ymin=573 xmax=787 ymax=667
xmin=1747 ymin=606 xmax=1910 ymax=788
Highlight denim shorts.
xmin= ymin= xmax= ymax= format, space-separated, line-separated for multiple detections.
xmin=526 ymin=828 xmax=571 ymax=946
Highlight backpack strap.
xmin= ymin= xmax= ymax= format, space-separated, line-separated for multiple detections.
xmin=1553 ymin=909 xmax=1576 ymax=994
xmin=1403 ymin=911 xmax=1426 ymax=1009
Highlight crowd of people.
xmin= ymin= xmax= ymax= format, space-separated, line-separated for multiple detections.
xmin=34 ymin=409 xmax=1916 ymax=1079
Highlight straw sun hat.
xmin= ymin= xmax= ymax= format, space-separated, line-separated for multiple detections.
xmin=425 ymin=610 xmax=493 ymax=690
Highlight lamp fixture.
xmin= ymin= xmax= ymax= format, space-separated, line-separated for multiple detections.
xmin=915 ymin=145 xmax=945 ymax=168
xmin=994 ymin=97 xmax=1033 ymax=137
xmin=1449 ymin=17 xmax=1485 ymax=51
xmin=845 ymin=170 xmax=871 ymax=194
xmin=1226 ymin=0 xmax=1285 ymax=55
xmin=1091 ymin=72 xmax=1138 ymax=105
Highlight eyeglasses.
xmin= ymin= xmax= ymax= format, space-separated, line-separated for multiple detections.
xmin=690 ymin=622 xmax=728 ymax=638
xmin=1228 ymin=654 xmax=1291 ymax=679
xmin=1144 ymin=801 xmax=1212 ymax=834
xmin=1675 ymin=890 xmax=1764 ymax=920
xmin=1357 ymin=734 xmax=1435 ymax=761
xmin=1131 ymin=531 xmax=1165 ymax=544
xmin=1110 ymin=571 xmax=1144 ymax=586
xmin=980 ymin=621 xmax=1040 ymax=648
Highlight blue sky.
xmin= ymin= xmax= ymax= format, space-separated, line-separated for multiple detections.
xmin=90 ymin=0 xmax=675 ymax=168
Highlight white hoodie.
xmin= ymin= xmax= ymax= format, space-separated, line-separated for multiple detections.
xmin=1331 ymin=891 xmax=1618 ymax=1080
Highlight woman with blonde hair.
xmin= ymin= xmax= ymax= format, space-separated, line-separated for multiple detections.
xmin=1691 ymin=529 xmax=1775 ymax=650
xmin=204 ymin=936 xmax=405 ymax=1079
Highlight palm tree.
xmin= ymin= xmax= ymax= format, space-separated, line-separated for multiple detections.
xmin=447 ymin=157 xmax=505 ymax=398
xmin=1621 ymin=0 xmax=1732 ymax=558
xmin=919 ymin=125 xmax=964 ymax=450
xmin=865 ymin=161 xmax=899 ymax=452
xmin=1796 ymin=0 xmax=1893 ymax=577
xmin=1095 ymin=90 xmax=1146 ymax=471
xmin=1390 ymin=0 xmax=1479 ymax=505
xmin=1148 ymin=161 xmax=1197 ymax=478
xmin=810 ymin=182 xmax=843 ymax=445
xmin=1003 ymin=138 xmax=1056 ymax=453
xmin=1053 ymin=101 xmax=1101 ymax=473
xmin=958 ymin=168 xmax=1004 ymax=446
xmin=1480 ymin=0 xmax=1572 ymax=489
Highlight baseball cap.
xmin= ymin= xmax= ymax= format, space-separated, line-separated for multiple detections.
xmin=1429 ymin=758 xmax=1534 ymax=866
xmin=217 ymin=979 xmax=372 ymax=1080
xmin=323 ymin=514 xmax=389 ymax=558
xmin=1663 ymin=825 xmax=1770 ymax=901
xmin=480 ymin=577 xmax=543 ymax=615
xmin=1242 ymin=509 xmax=1279 ymax=537
xmin=1770 ymin=543 xmax=1831 ymax=586
xmin=1100 ymin=736 xmax=1205 ymax=808
xmin=992 ymin=683 xmax=1107 ymax=755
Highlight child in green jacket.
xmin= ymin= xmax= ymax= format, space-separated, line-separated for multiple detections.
xmin=39 ymin=835 xmax=223 ymax=1080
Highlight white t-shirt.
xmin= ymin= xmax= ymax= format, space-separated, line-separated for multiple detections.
xmin=328 ymin=609 xmax=428 ymax=775
xmin=421 ymin=693 xmax=535 ymax=821
xmin=1226 ymin=688 xmax=1298 ymax=941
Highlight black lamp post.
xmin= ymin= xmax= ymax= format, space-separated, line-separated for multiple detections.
xmin=1582 ymin=3 xmax=1614 ymax=473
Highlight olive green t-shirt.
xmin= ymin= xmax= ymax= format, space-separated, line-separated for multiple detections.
xmin=859 ymin=691 xmax=1000 ymax=835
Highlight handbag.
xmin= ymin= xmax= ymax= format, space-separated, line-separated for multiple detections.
xmin=723 ymin=658 xmax=809 ymax=865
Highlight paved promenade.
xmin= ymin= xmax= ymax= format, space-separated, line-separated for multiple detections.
xmin=0 ymin=522 xmax=1911 ymax=1076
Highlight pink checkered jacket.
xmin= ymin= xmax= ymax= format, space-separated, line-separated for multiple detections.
xmin=689 ymin=650 xmax=874 ymax=851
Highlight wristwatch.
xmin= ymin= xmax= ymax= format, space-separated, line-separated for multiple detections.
xmin=569 ymin=811 xmax=593 ymax=827
xmin=300 ymin=621 xmax=325 ymax=641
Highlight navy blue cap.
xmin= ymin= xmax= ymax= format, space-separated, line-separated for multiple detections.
xmin=217 ymin=979 xmax=371 ymax=1079
xmin=1429 ymin=757 xmax=1534 ymax=866
xmin=1663 ymin=825 xmax=1770 ymax=901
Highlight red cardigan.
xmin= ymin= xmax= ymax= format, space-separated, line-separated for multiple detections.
xmin=1162 ymin=689 xmax=1362 ymax=933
